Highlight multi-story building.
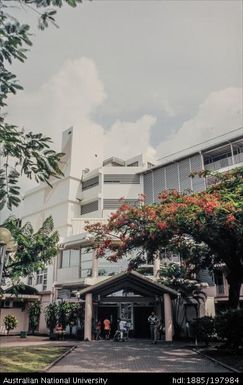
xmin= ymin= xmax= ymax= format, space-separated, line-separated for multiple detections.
xmin=142 ymin=127 xmax=243 ymax=314
xmin=1 ymin=126 xmax=242 ymax=338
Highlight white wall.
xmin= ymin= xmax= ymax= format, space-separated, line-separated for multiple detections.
xmin=56 ymin=267 xmax=81 ymax=284
xmin=0 ymin=308 xmax=29 ymax=334
xmin=102 ymin=183 xmax=143 ymax=199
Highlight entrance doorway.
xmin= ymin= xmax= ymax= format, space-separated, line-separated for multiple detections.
xmin=133 ymin=306 xmax=152 ymax=338
xmin=98 ymin=306 xmax=118 ymax=337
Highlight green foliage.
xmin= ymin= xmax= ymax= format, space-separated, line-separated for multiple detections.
xmin=214 ymin=309 xmax=243 ymax=348
xmin=28 ymin=301 xmax=41 ymax=335
xmin=0 ymin=124 xmax=64 ymax=210
xmin=58 ymin=302 xmax=83 ymax=330
xmin=57 ymin=301 xmax=70 ymax=329
xmin=2 ymin=216 xmax=59 ymax=283
xmin=45 ymin=302 xmax=58 ymax=334
xmin=159 ymin=263 xmax=201 ymax=298
xmin=4 ymin=314 xmax=18 ymax=334
xmin=190 ymin=316 xmax=215 ymax=345
xmin=45 ymin=301 xmax=84 ymax=335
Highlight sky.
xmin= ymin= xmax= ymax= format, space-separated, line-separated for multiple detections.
xmin=6 ymin=0 xmax=243 ymax=174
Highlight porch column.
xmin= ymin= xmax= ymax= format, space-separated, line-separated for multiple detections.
xmin=164 ymin=293 xmax=173 ymax=342
xmin=153 ymin=251 xmax=160 ymax=280
xmin=92 ymin=250 xmax=98 ymax=278
xmin=84 ymin=293 xmax=93 ymax=341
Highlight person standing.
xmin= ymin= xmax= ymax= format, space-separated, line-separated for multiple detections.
xmin=119 ymin=319 xmax=127 ymax=341
xmin=103 ymin=317 xmax=111 ymax=340
xmin=95 ymin=320 xmax=102 ymax=340
xmin=148 ymin=311 xmax=159 ymax=344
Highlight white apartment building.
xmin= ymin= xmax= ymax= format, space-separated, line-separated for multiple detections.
xmin=1 ymin=126 xmax=243 ymax=338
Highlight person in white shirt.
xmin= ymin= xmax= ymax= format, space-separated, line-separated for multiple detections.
xmin=119 ymin=319 xmax=127 ymax=341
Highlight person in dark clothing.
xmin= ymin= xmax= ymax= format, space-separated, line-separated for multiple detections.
xmin=95 ymin=320 xmax=102 ymax=340
xmin=148 ymin=311 xmax=159 ymax=344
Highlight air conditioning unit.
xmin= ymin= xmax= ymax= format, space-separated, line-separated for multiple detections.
xmin=4 ymin=300 xmax=13 ymax=308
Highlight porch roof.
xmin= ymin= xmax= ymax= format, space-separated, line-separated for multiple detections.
xmin=4 ymin=284 xmax=39 ymax=295
xmin=78 ymin=271 xmax=178 ymax=299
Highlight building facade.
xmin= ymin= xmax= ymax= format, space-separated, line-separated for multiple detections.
xmin=1 ymin=127 xmax=243 ymax=337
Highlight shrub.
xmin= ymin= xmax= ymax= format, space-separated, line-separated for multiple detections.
xmin=190 ymin=316 xmax=214 ymax=345
xmin=4 ymin=314 xmax=18 ymax=335
xmin=45 ymin=302 xmax=58 ymax=334
xmin=214 ymin=308 xmax=243 ymax=348
xmin=28 ymin=301 xmax=41 ymax=335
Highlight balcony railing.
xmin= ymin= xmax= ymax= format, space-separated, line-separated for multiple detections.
xmin=205 ymin=157 xmax=233 ymax=172
xmin=204 ymin=152 xmax=243 ymax=172
xmin=216 ymin=285 xmax=225 ymax=295
xmin=71 ymin=218 xmax=107 ymax=235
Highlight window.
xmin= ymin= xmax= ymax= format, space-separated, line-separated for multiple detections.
xmin=60 ymin=249 xmax=81 ymax=268
xmin=27 ymin=276 xmax=33 ymax=286
xmin=80 ymin=249 xmax=93 ymax=278
xmin=82 ymin=176 xmax=99 ymax=191
xmin=98 ymin=255 xmax=128 ymax=276
xmin=104 ymin=174 xmax=140 ymax=184
xmin=80 ymin=201 xmax=98 ymax=215
xmin=103 ymin=199 xmax=138 ymax=209
xmin=36 ymin=269 xmax=47 ymax=289
xmin=127 ymin=162 xmax=139 ymax=167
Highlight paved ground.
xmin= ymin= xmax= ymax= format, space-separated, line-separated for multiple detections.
xmin=48 ymin=340 xmax=231 ymax=373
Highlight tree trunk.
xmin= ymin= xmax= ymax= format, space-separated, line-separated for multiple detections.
xmin=227 ymin=274 xmax=242 ymax=309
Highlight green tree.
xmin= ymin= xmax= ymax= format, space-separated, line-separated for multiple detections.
xmin=2 ymin=216 xmax=59 ymax=284
xmin=4 ymin=314 xmax=18 ymax=335
xmin=28 ymin=301 xmax=41 ymax=335
xmin=45 ymin=302 xmax=57 ymax=335
xmin=57 ymin=301 xmax=70 ymax=329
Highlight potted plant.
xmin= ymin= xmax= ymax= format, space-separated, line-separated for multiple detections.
xmin=3 ymin=314 xmax=18 ymax=335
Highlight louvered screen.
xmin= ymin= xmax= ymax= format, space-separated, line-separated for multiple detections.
xmin=153 ymin=167 xmax=166 ymax=202
xmin=165 ymin=163 xmax=179 ymax=190
xmin=82 ymin=176 xmax=99 ymax=191
xmin=178 ymin=158 xmax=192 ymax=192
xmin=190 ymin=154 xmax=205 ymax=192
xmin=104 ymin=174 xmax=140 ymax=184
xmin=81 ymin=200 xmax=98 ymax=214
xmin=103 ymin=199 xmax=138 ymax=209
xmin=144 ymin=172 xmax=153 ymax=204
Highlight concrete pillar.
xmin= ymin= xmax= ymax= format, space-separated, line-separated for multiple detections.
xmin=153 ymin=251 xmax=160 ymax=280
xmin=92 ymin=250 xmax=98 ymax=278
xmin=164 ymin=293 xmax=173 ymax=342
xmin=84 ymin=293 xmax=93 ymax=341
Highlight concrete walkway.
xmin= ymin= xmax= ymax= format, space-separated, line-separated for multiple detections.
xmin=48 ymin=340 xmax=231 ymax=373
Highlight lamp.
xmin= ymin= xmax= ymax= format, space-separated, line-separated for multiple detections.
xmin=0 ymin=228 xmax=16 ymax=284
xmin=0 ymin=228 xmax=11 ymax=245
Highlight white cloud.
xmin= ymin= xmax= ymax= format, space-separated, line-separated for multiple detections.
xmin=156 ymin=87 xmax=243 ymax=159
xmin=104 ymin=115 xmax=157 ymax=161
xmin=7 ymin=57 xmax=107 ymax=150
xmin=7 ymin=57 xmax=157 ymax=174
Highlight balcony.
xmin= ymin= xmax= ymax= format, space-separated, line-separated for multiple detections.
xmin=71 ymin=218 xmax=107 ymax=235
xmin=204 ymin=156 xmax=233 ymax=172
xmin=216 ymin=285 xmax=226 ymax=296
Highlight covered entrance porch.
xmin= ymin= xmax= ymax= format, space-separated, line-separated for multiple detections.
xmin=78 ymin=271 xmax=178 ymax=342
